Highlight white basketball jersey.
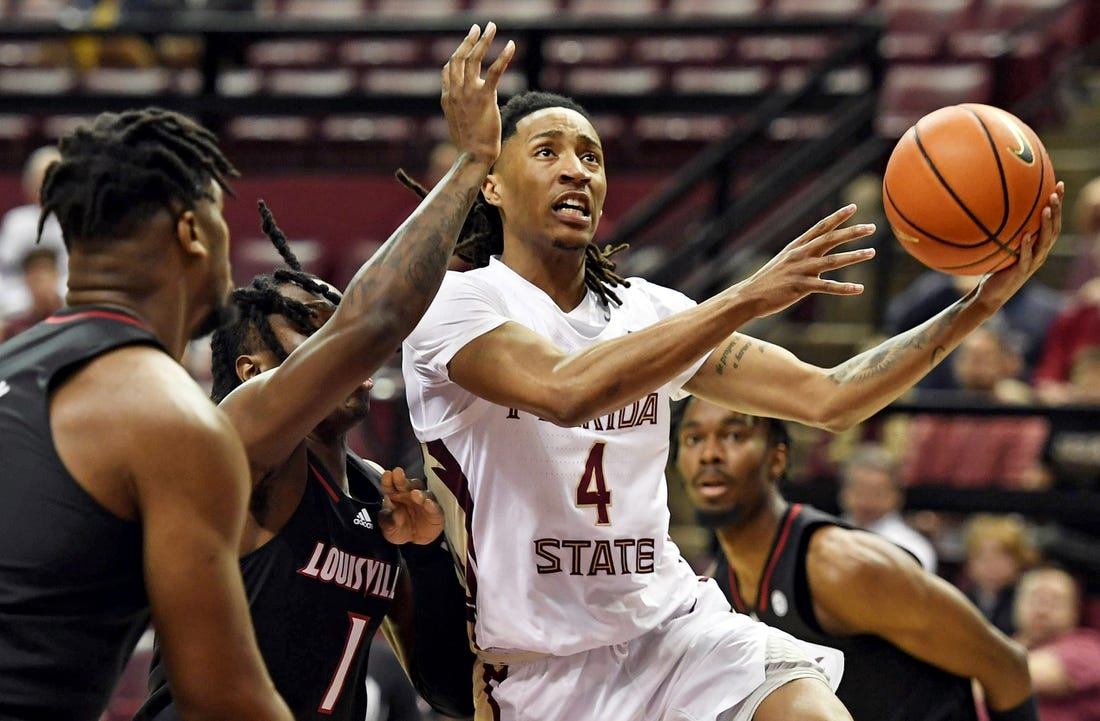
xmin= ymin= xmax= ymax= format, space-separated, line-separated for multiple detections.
xmin=402 ymin=258 xmax=707 ymax=657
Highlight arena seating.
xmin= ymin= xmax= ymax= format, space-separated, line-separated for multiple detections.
xmin=0 ymin=0 xmax=1093 ymax=175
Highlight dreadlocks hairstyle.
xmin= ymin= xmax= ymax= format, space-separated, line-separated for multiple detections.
xmin=208 ymin=200 xmax=344 ymax=404
xmin=38 ymin=107 xmax=238 ymax=247
xmin=396 ymin=90 xmax=630 ymax=306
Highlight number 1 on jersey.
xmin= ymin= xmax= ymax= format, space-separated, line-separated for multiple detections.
xmin=319 ymin=612 xmax=371 ymax=713
xmin=576 ymin=442 xmax=612 ymax=525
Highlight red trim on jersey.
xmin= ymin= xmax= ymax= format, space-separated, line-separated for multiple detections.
xmin=309 ymin=463 xmax=341 ymax=504
xmin=758 ymin=503 xmax=802 ymax=613
xmin=45 ymin=309 xmax=149 ymax=330
xmin=727 ymin=565 xmax=748 ymax=614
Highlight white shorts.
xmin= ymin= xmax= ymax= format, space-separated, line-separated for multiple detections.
xmin=473 ymin=578 xmax=842 ymax=721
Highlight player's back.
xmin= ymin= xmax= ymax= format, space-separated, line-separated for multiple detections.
xmin=0 ymin=309 xmax=160 ymax=721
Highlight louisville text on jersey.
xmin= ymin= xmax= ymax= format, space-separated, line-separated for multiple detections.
xmin=297 ymin=541 xmax=399 ymax=599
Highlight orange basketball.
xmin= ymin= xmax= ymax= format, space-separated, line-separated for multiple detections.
xmin=882 ymin=103 xmax=1056 ymax=275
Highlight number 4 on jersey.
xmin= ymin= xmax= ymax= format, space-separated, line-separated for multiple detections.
xmin=576 ymin=442 xmax=612 ymax=525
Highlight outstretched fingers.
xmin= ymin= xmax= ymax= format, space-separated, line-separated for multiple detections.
xmin=443 ymin=24 xmax=481 ymax=95
xmin=462 ymin=21 xmax=496 ymax=83
xmin=791 ymin=204 xmax=859 ymax=246
xmin=484 ymin=37 xmax=516 ymax=89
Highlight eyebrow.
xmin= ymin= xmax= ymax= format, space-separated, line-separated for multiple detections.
xmin=530 ymin=128 xmax=603 ymax=150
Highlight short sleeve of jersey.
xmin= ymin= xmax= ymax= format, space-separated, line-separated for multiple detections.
xmin=405 ymin=271 xmax=510 ymax=385
xmin=625 ymin=277 xmax=703 ymax=400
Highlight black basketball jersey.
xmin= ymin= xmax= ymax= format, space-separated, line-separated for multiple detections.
xmin=0 ymin=308 xmax=164 ymax=721
xmin=713 ymin=503 xmax=978 ymax=721
xmin=137 ymin=452 xmax=402 ymax=721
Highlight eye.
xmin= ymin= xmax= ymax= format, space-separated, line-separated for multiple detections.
xmin=723 ymin=430 xmax=749 ymax=444
xmin=582 ymin=151 xmax=601 ymax=165
xmin=681 ymin=434 xmax=701 ymax=448
xmin=534 ymin=146 xmax=555 ymax=158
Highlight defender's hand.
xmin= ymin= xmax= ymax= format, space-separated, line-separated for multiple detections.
xmin=441 ymin=22 xmax=515 ymax=168
xmin=378 ymin=467 xmax=444 ymax=546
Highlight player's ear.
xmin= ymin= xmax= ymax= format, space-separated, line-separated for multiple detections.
xmin=482 ymin=174 xmax=503 ymax=208
xmin=235 ymin=353 xmax=268 ymax=383
xmin=770 ymin=443 xmax=789 ymax=483
xmin=175 ymin=209 xmax=207 ymax=260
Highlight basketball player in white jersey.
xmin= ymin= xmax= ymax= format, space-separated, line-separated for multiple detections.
xmin=400 ymin=85 xmax=1063 ymax=721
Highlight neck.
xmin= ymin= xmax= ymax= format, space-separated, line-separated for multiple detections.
xmin=714 ymin=492 xmax=788 ymax=579
xmin=65 ymin=234 xmax=205 ymax=360
xmin=500 ymin=233 xmax=588 ymax=312
xmin=306 ymin=433 xmax=350 ymax=494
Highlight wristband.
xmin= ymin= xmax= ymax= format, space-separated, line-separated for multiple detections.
xmin=988 ymin=695 xmax=1039 ymax=721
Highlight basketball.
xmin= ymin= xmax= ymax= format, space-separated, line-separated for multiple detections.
xmin=882 ymin=103 xmax=1056 ymax=275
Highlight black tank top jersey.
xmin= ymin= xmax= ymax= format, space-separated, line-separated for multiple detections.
xmin=137 ymin=452 xmax=403 ymax=721
xmin=713 ymin=504 xmax=977 ymax=721
xmin=0 ymin=308 xmax=163 ymax=721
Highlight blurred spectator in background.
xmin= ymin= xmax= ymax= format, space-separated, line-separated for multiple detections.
xmin=1013 ymin=566 xmax=1100 ymax=721
xmin=1 ymin=247 xmax=64 ymax=341
xmin=899 ymin=317 xmax=1050 ymax=490
xmin=0 ymin=145 xmax=65 ymax=321
xmin=1065 ymin=176 xmax=1100 ymax=293
xmin=838 ymin=443 xmax=938 ymax=573
xmin=959 ymin=514 xmax=1041 ymax=637
xmin=1031 ymin=280 xmax=1100 ymax=405
xmin=1037 ymin=345 xmax=1100 ymax=490
xmin=885 ymin=272 xmax=1063 ymax=391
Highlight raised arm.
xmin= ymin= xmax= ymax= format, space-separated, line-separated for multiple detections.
xmin=222 ymin=23 xmax=514 ymax=466
xmin=448 ymin=205 xmax=875 ymax=426
xmin=685 ymin=186 xmax=1064 ymax=431
xmin=806 ymin=526 xmax=1032 ymax=713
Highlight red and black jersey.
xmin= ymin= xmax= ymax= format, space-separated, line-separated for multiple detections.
xmin=137 ymin=452 xmax=403 ymax=721
xmin=0 ymin=308 xmax=163 ymax=721
xmin=714 ymin=504 xmax=978 ymax=721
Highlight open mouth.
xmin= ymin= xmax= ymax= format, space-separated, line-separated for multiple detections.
xmin=552 ymin=194 xmax=591 ymax=224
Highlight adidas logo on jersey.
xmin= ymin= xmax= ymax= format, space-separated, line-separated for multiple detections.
xmin=0 ymin=380 xmax=9 ymax=399
xmin=353 ymin=508 xmax=373 ymax=528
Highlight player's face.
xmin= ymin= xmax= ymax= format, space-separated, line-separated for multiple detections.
xmin=268 ymin=282 xmax=372 ymax=428
xmin=676 ymin=400 xmax=782 ymax=522
xmin=191 ymin=181 xmax=236 ymax=339
xmin=487 ymin=107 xmax=606 ymax=252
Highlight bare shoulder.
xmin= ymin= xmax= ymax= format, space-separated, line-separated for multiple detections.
xmin=75 ymin=345 xmax=228 ymax=434
xmin=806 ymin=525 xmax=924 ymax=601
xmin=51 ymin=344 xmax=242 ymax=517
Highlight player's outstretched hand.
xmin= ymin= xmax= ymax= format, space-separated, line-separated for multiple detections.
xmin=730 ymin=204 xmax=877 ymax=319
xmin=978 ymin=181 xmax=1064 ymax=307
xmin=442 ymin=21 xmax=515 ymax=169
xmin=378 ymin=467 xmax=444 ymax=546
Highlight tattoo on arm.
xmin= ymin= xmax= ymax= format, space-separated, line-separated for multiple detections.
xmin=715 ymin=338 xmax=753 ymax=376
xmin=344 ymin=183 xmax=479 ymax=312
xmin=829 ymin=304 xmax=962 ymax=385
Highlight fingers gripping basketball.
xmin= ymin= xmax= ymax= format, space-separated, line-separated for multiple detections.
xmin=882 ymin=103 xmax=1056 ymax=275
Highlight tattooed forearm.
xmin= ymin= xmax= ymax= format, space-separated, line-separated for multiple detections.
xmin=829 ymin=301 xmax=965 ymax=385
xmin=406 ymin=240 xmax=450 ymax=290
xmin=715 ymin=338 xmax=753 ymax=376
xmin=342 ymin=177 xmax=481 ymax=315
